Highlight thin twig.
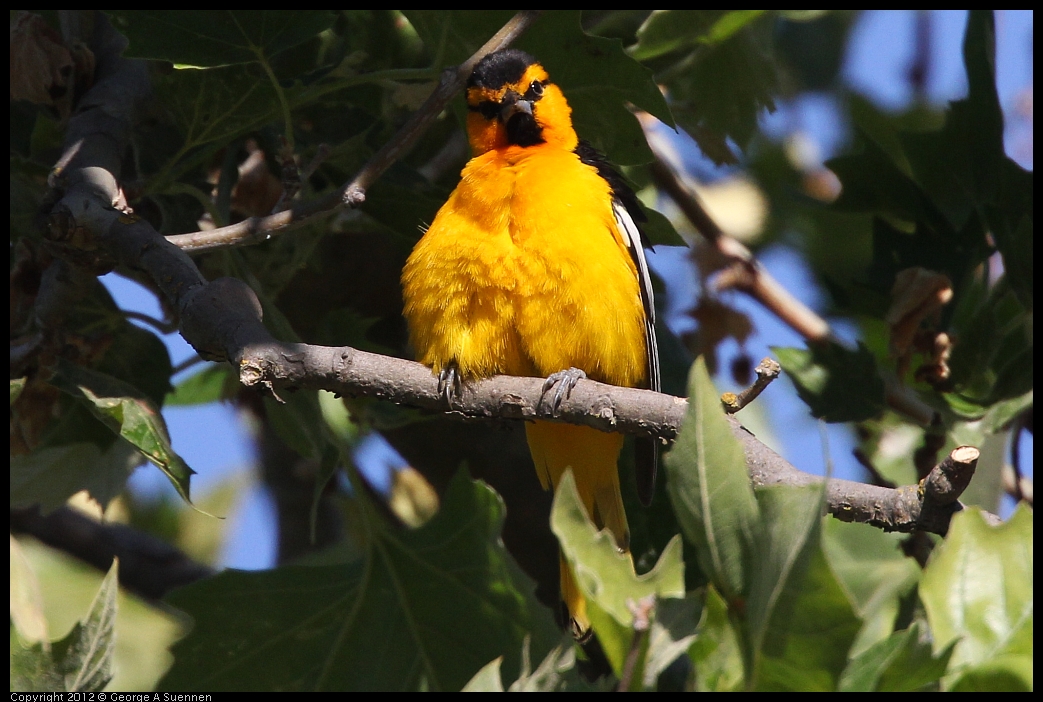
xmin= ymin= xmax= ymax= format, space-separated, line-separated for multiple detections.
xmin=122 ymin=310 xmax=178 ymax=334
xmin=617 ymin=596 xmax=655 ymax=692
xmin=721 ymin=357 xmax=780 ymax=413
xmin=164 ymin=11 xmax=541 ymax=254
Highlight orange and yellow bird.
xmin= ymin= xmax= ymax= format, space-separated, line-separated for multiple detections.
xmin=401 ymin=49 xmax=659 ymax=635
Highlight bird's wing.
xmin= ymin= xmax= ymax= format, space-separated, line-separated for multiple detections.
xmin=613 ymin=200 xmax=660 ymax=506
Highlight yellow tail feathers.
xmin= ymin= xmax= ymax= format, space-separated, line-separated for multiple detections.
xmin=526 ymin=421 xmax=630 ymax=634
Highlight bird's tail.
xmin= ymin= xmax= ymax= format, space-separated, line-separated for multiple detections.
xmin=525 ymin=420 xmax=629 ymax=635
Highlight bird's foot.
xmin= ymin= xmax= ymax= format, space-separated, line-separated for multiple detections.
xmin=437 ymin=361 xmax=463 ymax=405
xmin=541 ymin=367 xmax=586 ymax=414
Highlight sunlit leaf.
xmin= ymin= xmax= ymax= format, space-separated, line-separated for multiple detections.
xmin=10 ymin=559 xmax=118 ymax=692
xmin=664 ymin=356 xmax=760 ymax=600
xmin=920 ymin=505 xmax=1033 ymax=691
xmin=748 ymin=487 xmax=861 ymax=691
xmin=839 ymin=621 xmax=953 ymax=692
xmin=50 ymin=359 xmax=194 ymax=503
xmin=821 ymin=518 xmax=920 ymax=654
xmin=552 ymin=470 xmax=685 ymax=675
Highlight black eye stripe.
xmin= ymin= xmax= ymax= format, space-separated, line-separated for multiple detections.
xmin=468 ymin=81 xmax=548 ymax=120
xmin=468 ymin=101 xmax=502 ymax=119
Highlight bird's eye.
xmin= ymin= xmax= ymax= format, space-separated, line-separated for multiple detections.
xmin=526 ymin=80 xmax=545 ymax=100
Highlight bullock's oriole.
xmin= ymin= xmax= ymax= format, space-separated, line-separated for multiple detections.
xmin=401 ymin=49 xmax=659 ymax=636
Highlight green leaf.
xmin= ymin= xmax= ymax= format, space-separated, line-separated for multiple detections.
xmin=108 ymin=11 xmax=336 ymax=68
xmin=507 ymin=638 xmax=578 ymax=692
xmin=637 ymin=11 xmax=778 ymax=161
xmin=773 ymin=342 xmax=885 ymax=422
xmin=689 ymin=585 xmax=745 ymax=691
xmin=160 ymin=472 xmax=531 ymax=691
xmin=461 ymin=657 xmax=505 ymax=692
xmin=97 ymin=322 xmax=174 ymax=410
xmin=11 ymin=376 xmax=27 ymax=405
xmin=52 ymin=360 xmax=196 ymax=504
xmin=642 ymin=593 xmax=701 ymax=689
xmin=980 ymin=390 xmax=1032 ymax=434
xmin=10 ymin=440 xmax=141 ymax=513
xmin=839 ymin=621 xmax=954 ymax=692
xmin=637 ymin=201 xmax=687 ymax=247
xmin=11 ymin=559 xmax=118 ymax=692
xmin=664 ymin=357 xmax=760 ymax=600
xmin=469 ymin=636 xmax=584 ymax=692
xmin=748 ymin=488 xmax=861 ymax=691
xmin=920 ymin=505 xmax=1033 ymax=691
xmin=821 ymin=518 xmax=920 ymax=654
xmin=948 ymin=656 xmax=1033 ymax=692
xmin=50 ymin=359 xmax=194 ymax=503
xmin=10 ymin=535 xmax=49 ymax=646
xmin=827 ymin=135 xmax=945 ymax=231
xmin=166 ymin=364 xmax=237 ymax=406
xmin=989 ymin=190 xmax=1033 ymax=312
xmin=631 ymin=10 xmax=765 ymax=60
xmin=402 ymin=10 xmax=516 ymax=66
xmin=153 ymin=64 xmax=281 ymax=154
xmin=551 ymin=470 xmax=685 ymax=675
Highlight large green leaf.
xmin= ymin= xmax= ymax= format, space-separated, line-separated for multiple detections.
xmin=919 ymin=505 xmax=1033 ymax=691
xmin=153 ymin=64 xmax=281 ymax=155
xmin=160 ymin=472 xmax=532 ymax=691
xmin=773 ymin=342 xmax=885 ymax=423
xmin=821 ymin=518 xmax=920 ymax=654
xmin=108 ymin=11 xmax=336 ymax=68
xmin=838 ymin=621 xmax=954 ymax=692
xmin=664 ymin=356 xmax=760 ymax=600
xmin=462 ymin=636 xmax=583 ymax=692
xmin=631 ymin=10 xmax=766 ymax=61
xmin=10 ymin=440 xmax=140 ymax=513
xmin=11 ymin=559 xmax=118 ymax=692
xmin=551 ymin=470 xmax=686 ymax=677
xmin=689 ymin=585 xmax=745 ymax=691
xmin=747 ymin=487 xmax=861 ymax=691
xmin=632 ymin=10 xmax=779 ymax=162
xmin=50 ymin=359 xmax=194 ymax=503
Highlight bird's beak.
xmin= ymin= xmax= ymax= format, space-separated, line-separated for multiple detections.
xmin=499 ymin=90 xmax=533 ymax=123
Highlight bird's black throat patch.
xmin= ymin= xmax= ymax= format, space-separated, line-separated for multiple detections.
xmin=505 ymin=111 xmax=544 ymax=147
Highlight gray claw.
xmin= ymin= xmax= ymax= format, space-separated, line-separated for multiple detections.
xmin=437 ymin=362 xmax=461 ymax=405
xmin=541 ymin=367 xmax=586 ymax=413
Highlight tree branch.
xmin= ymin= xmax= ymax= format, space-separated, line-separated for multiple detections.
xmin=39 ymin=11 xmax=997 ymax=561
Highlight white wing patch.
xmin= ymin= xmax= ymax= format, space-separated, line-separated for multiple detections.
xmin=613 ymin=201 xmax=660 ymax=394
